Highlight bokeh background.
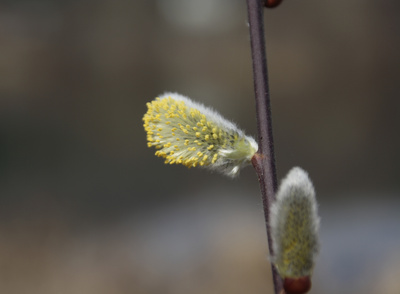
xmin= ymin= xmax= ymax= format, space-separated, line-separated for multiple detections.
xmin=1 ymin=0 xmax=399 ymax=293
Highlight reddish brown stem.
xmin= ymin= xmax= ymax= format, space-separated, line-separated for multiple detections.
xmin=246 ymin=1 xmax=283 ymax=294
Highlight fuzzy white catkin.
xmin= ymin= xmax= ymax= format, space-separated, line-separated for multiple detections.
xmin=270 ymin=167 xmax=320 ymax=278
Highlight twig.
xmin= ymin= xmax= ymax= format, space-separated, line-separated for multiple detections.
xmin=246 ymin=0 xmax=283 ymax=293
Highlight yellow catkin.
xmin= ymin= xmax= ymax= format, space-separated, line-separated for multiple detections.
xmin=143 ymin=93 xmax=258 ymax=177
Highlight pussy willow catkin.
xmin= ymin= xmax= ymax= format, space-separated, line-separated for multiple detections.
xmin=143 ymin=93 xmax=258 ymax=177
xmin=270 ymin=167 xmax=320 ymax=278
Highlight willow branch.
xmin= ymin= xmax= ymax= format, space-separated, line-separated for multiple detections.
xmin=246 ymin=0 xmax=283 ymax=293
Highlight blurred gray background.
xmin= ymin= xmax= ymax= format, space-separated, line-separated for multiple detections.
xmin=0 ymin=0 xmax=399 ymax=293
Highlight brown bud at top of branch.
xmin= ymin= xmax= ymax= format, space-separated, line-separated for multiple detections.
xmin=264 ymin=0 xmax=283 ymax=8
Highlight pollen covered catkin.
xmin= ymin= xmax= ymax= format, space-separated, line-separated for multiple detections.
xmin=270 ymin=167 xmax=320 ymax=278
xmin=143 ymin=93 xmax=258 ymax=177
